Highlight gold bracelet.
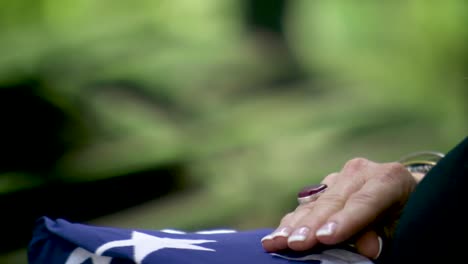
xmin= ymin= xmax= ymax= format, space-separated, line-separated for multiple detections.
xmin=398 ymin=151 xmax=445 ymax=176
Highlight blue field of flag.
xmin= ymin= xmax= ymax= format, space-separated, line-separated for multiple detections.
xmin=28 ymin=216 xmax=374 ymax=264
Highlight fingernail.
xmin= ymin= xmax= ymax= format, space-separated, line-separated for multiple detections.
xmin=288 ymin=227 xmax=310 ymax=243
xmin=260 ymin=234 xmax=274 ymax=242
xmin=270 ymin=227 xmax=293 ymax=239
xmin=374 ymin=236 xmax=383 ymax=260
xmin=316 ymin=222 xmax=337 ymax=237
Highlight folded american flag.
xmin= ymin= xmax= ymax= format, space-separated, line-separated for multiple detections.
xmin=28 ymin=216 xmax=374 ymax=264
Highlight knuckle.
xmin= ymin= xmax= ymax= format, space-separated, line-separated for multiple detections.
xmin=324 ymin=172 xmax=339 ymax=180
xmin=322 ymin=172 xmax=339 ymax=185
xmin=343 ymin=157 xmax=370 ymax=173
xmin=379 ymin=162 xmax=412 ymax=183
xmin=376 ymin=162 xmax=416 ymax=197
xmin=295 ymin=203 xmax=314 ymax=213
xmin=388 ymin=161 xmax=416 ymax=190
xmin=386 ymin=162 xmax=409 ymax=174
xmin=317 ymin=193 xmax=347 ymax=209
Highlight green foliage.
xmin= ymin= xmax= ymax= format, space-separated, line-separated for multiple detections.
xmin=287 ymin=0 xmax=468 ymax=129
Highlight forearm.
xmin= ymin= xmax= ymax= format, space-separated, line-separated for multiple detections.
xmin=384 ymin=137 xmax=468 ymax=264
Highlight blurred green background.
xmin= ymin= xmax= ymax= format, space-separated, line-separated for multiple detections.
xmin=1 ymin=0 xmax=467 ymax=263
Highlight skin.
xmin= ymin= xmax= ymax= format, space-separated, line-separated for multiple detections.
xmin=261 ymin=158 xmax=418 ymax=260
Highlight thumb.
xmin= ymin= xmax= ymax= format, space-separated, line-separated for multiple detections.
xmin=354 ymin=229 xmax=383 ymax=260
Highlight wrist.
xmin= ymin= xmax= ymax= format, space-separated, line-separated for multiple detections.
xmin=398 ymin=151 xmax=445 ymax=182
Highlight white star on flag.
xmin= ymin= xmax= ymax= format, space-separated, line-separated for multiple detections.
xmin=65 ymin=247 xmax=112 ymax=264
xmin=95 ymin=231 xmax=217 ymax=264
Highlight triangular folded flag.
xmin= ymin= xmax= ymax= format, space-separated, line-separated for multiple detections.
xmin=28 ymin=216 xmax=374 ymax=264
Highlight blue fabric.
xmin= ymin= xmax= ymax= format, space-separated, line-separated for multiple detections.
xmin=28 ymin=216 xmax=374 ymax=264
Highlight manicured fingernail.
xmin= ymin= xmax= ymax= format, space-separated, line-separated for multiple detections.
xmin=270 ymin=227 xmax=293 ymax=239
xmin=288 ymin=227 xmax=310 ymax=243
xmin=374 ymin=236 xmax=383 ymax=260
xmin=260 ymin=234 xmax=274 ymax=242
xmin=316 ymin=222 xmax=337 ymax=237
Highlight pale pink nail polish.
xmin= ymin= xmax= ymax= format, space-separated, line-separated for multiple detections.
xmin=270 ymin=226 xmax=292 ymax=239
xmin=260 ymin=234 xmax=274 ymax=243
xmin=288 ymin=227 xmax=310 ymax=243
xmin=374 ymin=236 xmax=383 ymax=259
xmin=316 ymin=222 xmax=337 ymax=237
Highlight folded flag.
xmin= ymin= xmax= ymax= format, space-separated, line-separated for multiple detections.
xmin=28 ymin=216 xmax=374 ymax=264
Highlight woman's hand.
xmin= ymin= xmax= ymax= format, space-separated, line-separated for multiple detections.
xmin=261 ymin=158 xmax=417 ymax=260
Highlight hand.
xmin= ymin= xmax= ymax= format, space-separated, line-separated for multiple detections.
xmin=261 ymin=158 xmax=417 ymax=260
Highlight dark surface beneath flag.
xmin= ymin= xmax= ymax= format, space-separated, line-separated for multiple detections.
xmin=0 ymin=163 xmax=186 ymax=254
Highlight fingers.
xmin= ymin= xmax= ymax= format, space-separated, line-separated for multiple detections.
xmin=261 ymin=172 xmax=340 ymax=252
xmin=261 ymin=212 xmax=295 ymax=252
xmin=262 ymin=169 xmax=360 ymax=251
xmin=285 ymin=160 xmax=369 ymax=251
xmin=262 ymin=158 xmax=416 ymax=255
xmin=316 ymin=162 xmax=414 ymax=245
